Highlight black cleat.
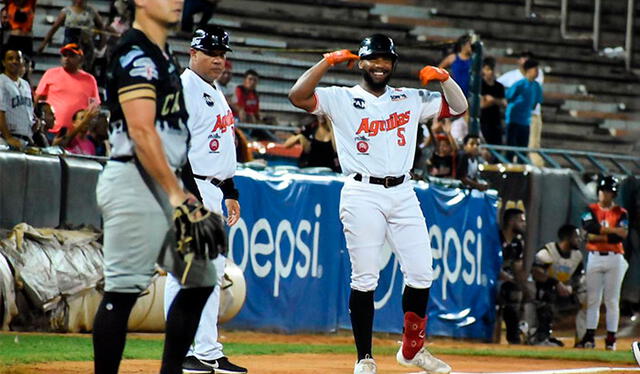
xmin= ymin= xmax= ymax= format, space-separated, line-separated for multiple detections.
xmin=183 ymin=356 xmax=214 ymax=374
xmin=199 ymin=356 xmax=248 ymax=374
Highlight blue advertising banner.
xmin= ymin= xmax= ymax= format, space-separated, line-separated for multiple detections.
xmin=226 ymin=170 xmax=501 ymax=339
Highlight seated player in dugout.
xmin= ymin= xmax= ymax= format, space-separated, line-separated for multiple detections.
xmin=498 ymin=208 xmax=527 ymax=344
xmin=289 ymin=34 xmax=467 ymax=374
xmin=530 ymin=224 xmax=586 ymax=347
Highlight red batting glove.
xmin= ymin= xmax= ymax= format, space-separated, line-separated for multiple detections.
xmin=323 ymin=49 xmax=359 ymax=68
xmin=419 ymin=66 xmax=450 ymax=86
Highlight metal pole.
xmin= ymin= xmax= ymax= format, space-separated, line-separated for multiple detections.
xmin=560 ymin=0 xmax=569 ymax=38
xmin=625 ymin=0 xmax=635 ymax=71
xmin=525 ymin=0 xmax=533 ymax=17
xmin=593 ymin=0 xmax=601 ymax=51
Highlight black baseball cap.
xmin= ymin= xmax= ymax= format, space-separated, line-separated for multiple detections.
xmin=191 ymin=25 xmax=232 ymax=53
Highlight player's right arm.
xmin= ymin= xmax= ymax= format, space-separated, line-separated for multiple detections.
xmin=289 ymin=50 xmax=358 ymax=112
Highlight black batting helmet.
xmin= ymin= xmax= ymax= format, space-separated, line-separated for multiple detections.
xmin=358 ymin=34 xmax=398 ymax=61
xmin=191 ymin=25 xmax=232 ymax=53
xmin=598 ymin=176 xmax=619 ymax=193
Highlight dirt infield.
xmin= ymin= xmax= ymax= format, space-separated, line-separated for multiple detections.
xmin=4 ymin=331 xmax=639 ymax=374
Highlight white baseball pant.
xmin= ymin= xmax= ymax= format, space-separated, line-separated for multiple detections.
xmin=339 ymin=177 xmax=433 ymax=292
xmin=585 ymin=252 xmax=628 ymax=332
xmin=164 ymin=179 xmax=227 ymax=361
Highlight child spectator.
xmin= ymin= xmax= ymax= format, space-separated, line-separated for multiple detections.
xmin=53 ymin=104 xmax=99 ymax=155
xmin=480 ymin=57 xmax=506 ymax=145
xmin=505 ymin=59 xmax=543 ymax=151
xmin=456 ymin=134 xmax=488 ymax=191
xmin=32 ymin=102 xmax=56 ymax=147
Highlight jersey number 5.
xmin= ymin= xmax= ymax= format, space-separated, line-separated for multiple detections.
xmin=397 ymin=127 xmax=406 ymax=146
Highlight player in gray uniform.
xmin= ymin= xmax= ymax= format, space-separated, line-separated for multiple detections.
xmin=0 ymin=48 xmax=34 ymax=149
xmin=164 ymin=25 xmax=246 ymax=374
xmin=92 ymin=1 xmax=217 ymax=373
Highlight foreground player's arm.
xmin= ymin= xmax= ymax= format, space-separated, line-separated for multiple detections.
xmin=289 ymin=50 xmax=358 ymax=112
xmin=123 ymin=99 xmax=188 ymax=207
xmin=419 ymin=66 xmax=468 ymax=115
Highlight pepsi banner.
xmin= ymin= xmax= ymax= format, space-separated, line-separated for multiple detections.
xmin=226 ymin=170 xmax=501 ymax=339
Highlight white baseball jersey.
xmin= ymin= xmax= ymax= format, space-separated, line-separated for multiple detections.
xmin=535 ymin=242 xmax=583 ymax=284
xmin=181 ymin=68 xmax=236 ymax=179
xmin=0 ymin=74 xmax=34 ymax=138
xmin=313 ymin=85 xmax=445 ymax=177
xmin=498 ymin=68 xmax=544 ymax=115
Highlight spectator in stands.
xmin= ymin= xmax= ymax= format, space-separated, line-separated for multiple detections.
xmin=480 ymin=57 xmax=506 ymax=145
xmin=19 ymin=53 xmax=35 ymax=91
xmin=530 ymin=224 xmax=586 ymax=347
xmin=427 ymin=121 xmax=457 ymax=178
xmin=456 ymin=134 xmax=488 ymax=191
xmin=505 ymin=59 xmax=543 ymax=159
xmin=235 ymin=69 xmax=261 ymax=123
xmin=52 ymin=104 xmax=98 ymax=155
xmin=498 ymin=51 xmax=545 ymax=166
xmin=2 ymin=0 xmax=36 ymax=57
xmin=438 ymin=34 xmax=473 ymax=142
xmin=37 ymin=0 xmax=105 ymax=73
xmin=0 ymin=48 xmax=34 ymax=149
xmin=283 ymin=115 xmax=340 ymax=172
xmin=31 ymin=101 xmax=56 ymax=147
xmin=216 ymin=59 xmax=234 ymax=104
xmin=499 ymin=208 xmax=527 ymax=344
xmin=34 ymin=43 xmax=100 ymax=136
xmin=94 ymin=0 xmax=131 ymax=87
xmin=180 ymin=0 xmax=219 ymax=34
xmin=87 ymin=109 xmax=109 ymax=156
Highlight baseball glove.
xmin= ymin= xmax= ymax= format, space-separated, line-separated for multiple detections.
xmin=172 ymin=200 xmax=227 ymax=284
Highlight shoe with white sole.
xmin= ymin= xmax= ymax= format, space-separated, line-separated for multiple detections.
xmin=396 ymin=346 xmax=451 ymax=374
xmin=632 ymin=341 xmax=640 ymax=367
xmin=354 ymin=355 xmax=377 ymax=374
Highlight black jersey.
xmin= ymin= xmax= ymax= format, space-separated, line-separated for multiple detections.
xmin=106 ymin=29 xmax=189 ymax=168
xmin=500 ymin=229 xmax=524 ymax=274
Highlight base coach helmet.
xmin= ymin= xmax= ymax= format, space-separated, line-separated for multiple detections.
xmin=191 ymin=25 xmax=232 ymax=53
xmin=598 ymin=175 xmax=619 ymax=194
xmin=358 ymin=34 xmax=398 ymax=61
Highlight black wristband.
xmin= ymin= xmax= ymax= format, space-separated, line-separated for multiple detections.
xmin=606 ymin=233 xmax=624 ymax=244
xmin=220 ymin=178 xmax=239 ymax=200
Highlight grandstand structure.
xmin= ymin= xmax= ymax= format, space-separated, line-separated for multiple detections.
xmin=31 ymin=0 xmax=639 ymax=158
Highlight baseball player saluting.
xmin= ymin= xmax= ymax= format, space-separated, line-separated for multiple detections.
xmin=163 ymin=25 xmax=246 ymax=374
xmin=289 ymin=34 xmax=467 ymax=374
xmin=93 ymin=0 xmax=219 ymax=373
xmin=576 ymin=176 xmax=629 ymax=350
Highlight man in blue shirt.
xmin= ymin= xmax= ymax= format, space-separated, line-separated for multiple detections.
xmin=505 ymin=59 xmax=543 ymax=153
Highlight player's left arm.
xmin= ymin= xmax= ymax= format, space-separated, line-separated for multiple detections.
xmin=418 ymin=66 xmax=468 ymax=117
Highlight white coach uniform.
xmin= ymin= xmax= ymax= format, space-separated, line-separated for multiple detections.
xmin=313 ymin=85 xmax=448 ymax=291
xmin=0 ymin=73 xmax=34 ymax=145
xmin=164 ymin=67 xmax=236 ymax=361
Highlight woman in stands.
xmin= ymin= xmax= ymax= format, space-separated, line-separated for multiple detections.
xmin=37 ymin=0 xmax=105 ymax=73
xmin=284 ymin=115 xmax=340 ymax=172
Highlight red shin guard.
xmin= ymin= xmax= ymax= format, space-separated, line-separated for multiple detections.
xmin=402 ymin=311 xmax=426 ymax=360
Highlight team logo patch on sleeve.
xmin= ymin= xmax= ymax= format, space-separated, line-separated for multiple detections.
xmin=129 ymin=57 xmax=158 ymax=81
xmin=353 ymin=98 xmax=366 ymax=109
xmin=203 ymin=93 xmax=215 ymax=107
xmin=119 ymin=47 xmax=144 ymax=67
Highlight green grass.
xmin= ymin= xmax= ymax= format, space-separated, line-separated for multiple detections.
xmin=0 ymin=333 xmax=634 ymax=367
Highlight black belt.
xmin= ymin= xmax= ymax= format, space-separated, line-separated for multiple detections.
xmin=13 ymin=134 xmax=31 ymax=142
xmin=110 ymin=155 xmax=134 ymax=163
xmin=354 ymin=173 xmax=405 ymax=188
xmin=194 ymin=174 xmax=226 ymax=187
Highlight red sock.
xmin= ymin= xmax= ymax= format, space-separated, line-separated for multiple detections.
xmin=402 ymin=311 xmax=426 ymax=360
